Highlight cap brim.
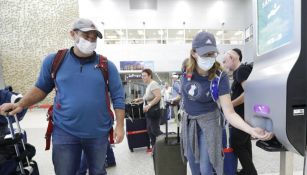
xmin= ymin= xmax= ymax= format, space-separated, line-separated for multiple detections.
xmin=79 ymin=28 xmax=103 ymax=39
xmin=195 ymin=46 xmax=218 ymax=56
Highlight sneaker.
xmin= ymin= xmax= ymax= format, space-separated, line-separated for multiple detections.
xmin=146 ymin=148 xmax=153 ymax=153
xmin=105 ymin=162 xmax=116 ymax=168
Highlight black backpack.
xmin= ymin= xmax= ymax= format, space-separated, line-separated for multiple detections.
xmin=243 ymin=62 xmax=253 ymax=71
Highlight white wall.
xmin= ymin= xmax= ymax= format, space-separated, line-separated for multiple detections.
xmin=79 ymin=0 xmax=247 ymax=29
xmin=243 ymin=0 xmax=255 ymax=63
xmin=100 ymin=43 xmax=244 ymax=72
xmin=79 ymin=0 xmax=252 ymax=71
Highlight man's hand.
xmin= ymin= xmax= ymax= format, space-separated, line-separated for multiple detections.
xmin=0 ymin=103 xmax=23 ymax=116
xmin=113 ymin=124 xmax=125 ymax=144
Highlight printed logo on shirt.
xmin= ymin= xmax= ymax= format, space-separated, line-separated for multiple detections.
xmin=184 ymin=81 xmax=202 ymax=100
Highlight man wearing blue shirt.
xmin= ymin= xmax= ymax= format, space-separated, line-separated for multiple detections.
xmin=169 ymin=73 xmax=181 ymax=123
xmin=0 ymin=18 xmax=125 ymax=175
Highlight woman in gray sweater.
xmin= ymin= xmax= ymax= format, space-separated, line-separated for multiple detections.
xmin=179 ymin=32 xmax=273 ymax=175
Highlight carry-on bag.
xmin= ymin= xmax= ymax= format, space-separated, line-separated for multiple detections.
xmin=222 ymin=122 xmax=237 ymax=175
xmin=1 ymin=114 xmax=39 ymax=175
xmin=153 ymin=117 xmax=186 ymax=175
xmin=126 ymin=118 xmax=150 ymax=152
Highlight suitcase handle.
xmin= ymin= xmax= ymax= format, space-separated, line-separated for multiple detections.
xmin=165 ymin=106 xmax=180 ymax=144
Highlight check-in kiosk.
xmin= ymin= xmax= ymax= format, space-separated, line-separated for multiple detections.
xmin=245 ymin=0 xmax=307 ymax=174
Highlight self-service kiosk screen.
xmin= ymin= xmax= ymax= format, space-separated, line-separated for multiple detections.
xmin=257 ymin=0 xmax=294 ymax=55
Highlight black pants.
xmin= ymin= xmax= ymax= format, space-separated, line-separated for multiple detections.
xmin=145 ymin=110 xmax=163 ymax=146
xmin=231 ymin=128 xmax=257 ymax=175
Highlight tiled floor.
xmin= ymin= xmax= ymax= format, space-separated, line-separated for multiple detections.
xmin=18 ymin=109 xmax=305 ymax=175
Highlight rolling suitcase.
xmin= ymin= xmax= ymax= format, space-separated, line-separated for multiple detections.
xmin=3 ymin=114 xmax=39 ymax=175
xmin=126 ymin=118 xmax=150 ymax=152
xmin=153 ymin=118 xmax=186 ymax=175
xmin=125 ymin=102 xmax=150 ymax=152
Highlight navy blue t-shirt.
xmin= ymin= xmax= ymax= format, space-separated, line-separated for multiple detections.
xmin=181 ymin=71 xmax=230 ymax=116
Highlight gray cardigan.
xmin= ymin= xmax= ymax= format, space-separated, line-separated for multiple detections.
xmin=181 ymin=109 xmax=224 ymax=175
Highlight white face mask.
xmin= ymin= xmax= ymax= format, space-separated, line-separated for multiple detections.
xmin=196 ymin=56 xmax=216 ymax=71
xmin=75 ymin=37 xmax=97 ymax=54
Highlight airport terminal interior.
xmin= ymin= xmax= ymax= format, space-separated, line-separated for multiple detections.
xmin=0 ymin=0 xmax=306 ymax=174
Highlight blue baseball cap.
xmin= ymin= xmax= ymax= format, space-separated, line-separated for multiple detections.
xmin=192 ymin=32 xmax=218 ymax=56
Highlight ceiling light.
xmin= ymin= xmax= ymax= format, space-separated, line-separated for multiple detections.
xmin=137 ymin=30 xmax=144 ymax=35
xmin=158 ymin=30 xmax=164 ymax=35
xmin=177 ymin=30 xmax=184 ymax=35
xmin=107 ymin=35 xmax=119 ymax=39
xmin=116 ymin=30 xmax=124 ymax=36
xmin=234 ymin=31 xmax=243 ymax=36
xmin=216 ymin=30 xmax=223 ymax=36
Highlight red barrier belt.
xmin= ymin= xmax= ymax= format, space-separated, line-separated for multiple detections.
xmin=127 ymin=130 xmax=148 ymax=135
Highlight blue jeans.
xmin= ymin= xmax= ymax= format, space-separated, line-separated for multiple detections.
xmin=52 ymin=126 xmax=108 ymax=175
xmin=78 ymin=141 xmax=116 ymax=174
xmin=187 ymin=125 xmax=213 ymax=175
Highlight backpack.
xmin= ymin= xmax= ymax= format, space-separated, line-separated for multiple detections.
xmin=45 ymin=49 xmax=114 ymax=150
xmin=243 ymin=62 xmax=253 ymax=71
xmin=209 ymin=71 xmax=238 ymax=175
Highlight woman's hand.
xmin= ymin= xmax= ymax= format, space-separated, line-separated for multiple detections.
xmin=250 ymin=127 xmax=274 ymax=141
xmin=131 ymin=98 xmax=140 ymax=103
xmin=143 ymin=104 xmax=151 ymax=113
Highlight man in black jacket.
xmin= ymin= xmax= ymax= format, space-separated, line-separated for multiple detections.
xmin=223 ymin=48 xmax=257 ymax=175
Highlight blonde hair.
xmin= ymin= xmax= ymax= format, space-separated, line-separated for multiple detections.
xmin=184 ymin=49 xmax=222 ymax=80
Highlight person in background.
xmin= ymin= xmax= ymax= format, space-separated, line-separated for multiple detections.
xmin=132 ymin=69 xmax=163 ymax=151
xmin=179 ymin=31 xmax=273 ymax=175
xmin=168 ymin=72 xmax=181 ymax=122
xmin=223 ymin=48 xmax=256 ymax=175
xmin=160 ymin=82 xmax=171 ymax=124
xmin=0 ymin=18 xmax=125 ymax=175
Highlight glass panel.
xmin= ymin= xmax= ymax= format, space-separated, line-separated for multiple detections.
xmin=207 ymin=29 xmax=222 ymax=45
xmin=145 ymin=29 xmax=167 ymax=44
xmin=127 ymin=39 xmax=144 ymax=44
xmin=128 ymin=29 xmax=145 ymax=40
xmin=167 ymin=29 xmax=184 ymax=44
xmin=223 ymin=30 xmax=244 ymax=45
xmin=103 ymin=28 xmax=245 ymax=45
xmin=105 ymin=40 xmax=122 ymax=44
xmin=104 ymin=29 xmax=127 ymax=44
xmin=104 ymin=29 xmax=126 ymax=40
xmin=185 ymin=29 xmax=202 ymax=43
xmin=127 ymin=29 xmax=145 ymax=44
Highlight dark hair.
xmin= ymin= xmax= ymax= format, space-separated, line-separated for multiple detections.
xmin=232 ymin=48 xmax=242 ymax=62
xmin=142 ymin=68 xmax=153 ymax=78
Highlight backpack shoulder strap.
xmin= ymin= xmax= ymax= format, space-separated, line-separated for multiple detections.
xmin=210 ymin=69 xmax=223 ymax=102
xmin=51 ymin=49 xmax=68 ymax=79
xmin=97 ymin=55 xmax=109 ymax=87
xmin=45 ymin=49 xmax=67 ymax=150
xmin=97 ymin=55 xmax=115 ymax=144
